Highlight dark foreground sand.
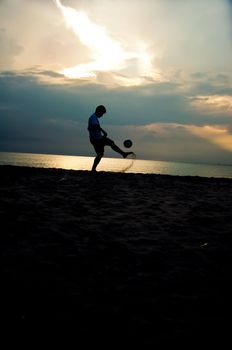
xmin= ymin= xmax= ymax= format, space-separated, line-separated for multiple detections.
xmin=1 ymin=165 xmax=232 ymax=343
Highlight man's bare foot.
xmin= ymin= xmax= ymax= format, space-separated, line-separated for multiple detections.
xmin=123 ymin=152 xmax=135 ymax=158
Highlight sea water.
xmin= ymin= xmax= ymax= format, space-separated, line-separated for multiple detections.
xmin=0 ymin=152 xmax=232 ymax=178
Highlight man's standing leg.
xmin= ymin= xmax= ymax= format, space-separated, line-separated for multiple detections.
xmin=92 ymin=151 xmax=103 ymax=172
xmin=91 ymin=140 xmax=104 ymax=172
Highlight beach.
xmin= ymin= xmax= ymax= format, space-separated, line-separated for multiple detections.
xmin=1 ymin=165 xmax=232 ymax=343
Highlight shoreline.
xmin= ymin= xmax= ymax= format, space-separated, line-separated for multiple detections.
xmin=1 ymin=163 xmax=232 ymax=180
xmin=1 ymin=165 xmax=232 ymax=342
xmin=1 ymin=152 xmax=232 ymax=178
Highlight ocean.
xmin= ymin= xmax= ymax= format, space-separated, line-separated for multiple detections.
xmin=0 ymin=151 xmax=231 ymax=178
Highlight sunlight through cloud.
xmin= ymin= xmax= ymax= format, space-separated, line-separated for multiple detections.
xmin=54 ymin=0 xmax=157 ymax=86
xmin=188 ymin=124 xmax=232 ymax=152
xmin=143 ymin=123 xmax=232 ymax=153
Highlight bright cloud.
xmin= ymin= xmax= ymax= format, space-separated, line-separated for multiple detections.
xmin=190 ymin=95 xmax=232 ymax=114
xmin=54 ymin=0 xmax=159 ymax=85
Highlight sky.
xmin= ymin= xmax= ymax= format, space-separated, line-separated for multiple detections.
xmin=0 ymin=0 xmax=232 ymax=164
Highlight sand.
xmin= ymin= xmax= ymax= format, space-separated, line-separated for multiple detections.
xmin=1 ymin=165 xmax=232 ymax=343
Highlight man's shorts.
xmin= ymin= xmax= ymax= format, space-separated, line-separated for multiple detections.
xmin=90 ymin=137 xmax=114 ymax=155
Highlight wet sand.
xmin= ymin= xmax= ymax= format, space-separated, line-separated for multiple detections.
xmin=1 ymin=165 xmax=232 ymax=343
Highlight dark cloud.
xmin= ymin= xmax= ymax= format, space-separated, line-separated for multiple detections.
xmin=38 ymin=70 xmax=65 ymax=78
xmin=189 ymin=71 xmax=232 ymax=91
xmin=190 ymin=72 xmax=209 ymax=80
xmin=1 ymin=70 xmax=232 ymax=159
xmin=21 ymin=69 xmax=65 ymax=78
xmin=189 ymin=79 xmax=232 ymax=96
xmin=0 ymin=71 xmax=231 ymax=126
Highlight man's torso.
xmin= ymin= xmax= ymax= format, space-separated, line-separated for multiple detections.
xmin=88 ymin=113 xmax=102 ymax=140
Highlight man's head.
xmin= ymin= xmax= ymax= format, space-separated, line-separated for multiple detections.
xmin=95 ymin=105 xmax=106 ymax=117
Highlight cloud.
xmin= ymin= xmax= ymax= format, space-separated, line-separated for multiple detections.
xmin=227 ymin=0 xmax=232 ymax=15
xmin=1 ymin=69 xmax=232 ymax=128
xmin=0 ymin=0 xmax=232 ymax=164
xmin=52 ymin=0 xmax=160 ymax=86
xmin=136 ymin=122 xmax=232 ymax=163
xmin=1 ymin=69 xmax=232 ymax=164
xmin=187 ymin=124 xmax=232 ymax=152
xmin=0 ymin=0 xmax=90 ymax=72
xmin=0 ymin=28 xmax=23 ymax=69
xmin=1 ymin=0 xmax=231 ymax=87
xmin=190 ymin=95 xmax=232 ymax=114
xmin=143 ymin=122 xmax=232 ymax=152
xmin=0 ymin=115 xmax=88 ymax=156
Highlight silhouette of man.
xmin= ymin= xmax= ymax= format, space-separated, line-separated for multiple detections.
xmin=88 ymin=105 xmax=134 ymax=172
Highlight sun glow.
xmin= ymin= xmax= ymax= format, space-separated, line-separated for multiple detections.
xmin=54 ymin=0 xmax=156 ymax=85
xmin=143 ymin=123 xmax=232 ymax=153
xmin=188 ymin=124 xmax=232 ymax=152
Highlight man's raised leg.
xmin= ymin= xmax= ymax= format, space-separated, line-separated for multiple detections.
xmin=110 ymin=141 xmax=134 ymax=158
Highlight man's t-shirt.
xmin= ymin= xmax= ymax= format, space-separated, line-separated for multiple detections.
xmin=88 ymin=113 xmax=102 ymax=140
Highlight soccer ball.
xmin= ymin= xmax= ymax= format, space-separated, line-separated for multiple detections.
xmin=123 ymin=139 xmax=133 ymax=148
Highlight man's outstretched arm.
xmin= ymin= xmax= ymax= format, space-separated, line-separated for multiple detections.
xmin=100 ymin=127 xmax=107 ymax=137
